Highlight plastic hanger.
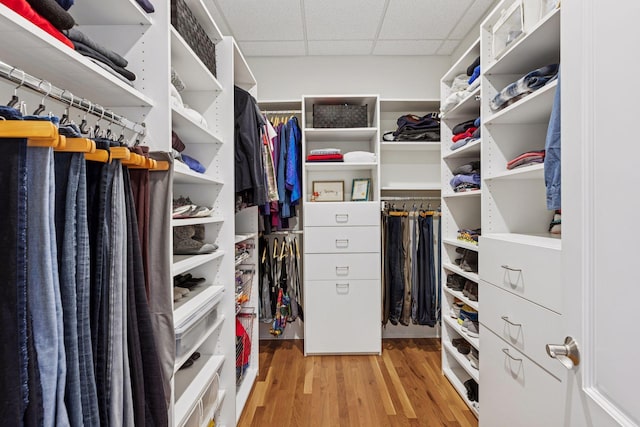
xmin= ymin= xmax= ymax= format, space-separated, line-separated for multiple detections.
xmin=6 ymin=68 xmax=24 ymax=108
xmin=93 ymin=106 xmax=104 ymax=136
xmin=0 ymin=116 xmax=59 ymax=148
xmin=55 ymin=136 xmax=95 ymax=153
xmin=32 ymin=80 xmax=51 ymax=116
xmin=59 ymin=90 xmax=73 ymax=126
xmin=84 ymin=149 xmax=109 ymax=163
xmin=78 ymin=100 xmax=92 ymax=135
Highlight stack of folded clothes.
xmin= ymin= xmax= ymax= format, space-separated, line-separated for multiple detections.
xmin=467 ymin=56 xmax=480 ymax=91
xmin=382 ymin=113 xmax=440 ymax=142
xmin=506 ymin=150 xmax=545 ymax=170
xmin=343 ymin=151 xmax=376 ymax=163
xmin=1 ymin=0 xmax=74 ymax=48
xmin=490 ymin=64 xmax=560 ymax=112
xmin=458 ymin=228 xmax=481 ymax=245
xmin=441 ymin=74 xmax=470 ymax=114
xmin=450 ymin=161 xmax=480 ymax=192
xmin=306 ymin=148 xmax=343 ymax=162
xmin=451 ymin=117 xmax=481 ymax=151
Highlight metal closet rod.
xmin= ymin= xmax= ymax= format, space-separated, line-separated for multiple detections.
xmin=0 ymin=62 xmax=146 ymax=135
xmin=381 ymin=196 xmax=441 ymax=201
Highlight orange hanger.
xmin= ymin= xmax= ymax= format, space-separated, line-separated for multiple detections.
xmin=110 ymin=146 xmax=131 ymax=161
xmin=0 ymin=121 xmax=59 ymax=147
xmin=150 ymin=160 xmax=169 ymax=171
xmin=55 ymin=137 xmax=95 ymax=153
xmin=85 ymin=149 xmax=109 ymax=163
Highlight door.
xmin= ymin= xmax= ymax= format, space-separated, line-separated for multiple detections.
xmin=561 ymin=1 xmax=640 ymax=426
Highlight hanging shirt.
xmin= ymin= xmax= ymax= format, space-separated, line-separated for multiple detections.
xmin=285 ymin=117 xmax=302 ymax=205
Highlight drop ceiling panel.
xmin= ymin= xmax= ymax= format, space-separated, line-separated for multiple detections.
xmin=437 ymin=39 xmax=461 ymax=55
xmin=213 ymin=0 xmax=304 ymax=41
xmin=373 ymin=40 xmax=443 ymax=55
xmin=379 ymin=0 xmax=473 ymax=40
xmin=448 ymin=0 xmax=494 ymax=39
xmin=304 ymin=0 xmax=387 ymax=40
xmin=238 ymin=41 xmax=306 ymax=56
xmin=308 ymin=40 xmax=374 ymax=56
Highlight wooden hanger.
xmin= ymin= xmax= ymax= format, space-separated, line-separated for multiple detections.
xmin=55 ymin=137 xmax=95 ymax=153
xmin=84 ymin=149 xmax=109 ymax=163
xmin=110 ymin=146 xmax=130 ymax=161
xmin=0 ymin=120 xmax=61 ymax=148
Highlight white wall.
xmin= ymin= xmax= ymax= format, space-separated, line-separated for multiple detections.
xmin=246 ymin=55 xmax=450 ymax=101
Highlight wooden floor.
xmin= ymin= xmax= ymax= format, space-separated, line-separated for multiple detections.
xmin=237 ymin=339 xmax=478 ymax=427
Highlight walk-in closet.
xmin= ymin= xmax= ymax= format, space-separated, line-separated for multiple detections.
xmin=0 ymin=0 xmax=636 ymax=426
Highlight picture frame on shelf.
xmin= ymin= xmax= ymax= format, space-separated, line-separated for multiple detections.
xmin=312 ymin=180 xmax=344 ymax=202
xmin=351 ymin=178 xmax=371 ymax=201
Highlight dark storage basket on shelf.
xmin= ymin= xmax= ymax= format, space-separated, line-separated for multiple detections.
xmin=171 ymin=0 xmax=217 ymax=77
xmin=313 ymin=104 xmax=368 ymax=128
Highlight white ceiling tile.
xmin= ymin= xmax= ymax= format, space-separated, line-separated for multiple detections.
xmin=373 ymin=40 xmax=443 ymax=55
xmin=238 ymin=41 xmax=307 ymax=56
xmin=214 ymin=0 xmax=304 ymax=41
xmin=304 ymin=0 xmax=387 ymax=40
xmin=308 ymin=40 xmax=374 ymax=55
xmin=448 ymin=0 xmax=495 ymax=39
xmin=436 ymin=39 xmax=461 ymax=55
xmin=379 ymin=0 xmax=473 ymax=40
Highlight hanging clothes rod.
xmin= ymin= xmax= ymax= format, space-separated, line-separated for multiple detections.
xmin=0 ymin=61 xmax=145 ymax=135
xmin=266 ymin=230 xmax=304 ymax=235
xmin=381 ymin=196 xmax=441 ymax=201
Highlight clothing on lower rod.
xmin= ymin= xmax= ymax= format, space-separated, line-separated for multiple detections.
xmin=386 ymin=216 xmax=404 ymax=325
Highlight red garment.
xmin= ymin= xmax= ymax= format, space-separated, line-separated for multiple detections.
xmin=506 ymin=150 xmax=545 ymax=169
xmin=0 ymin=0 xmax=74 ymax=49
xmin=452 ymin=127 xmax=478 ymax=142
xmin=306 ymin=154 xmax=344 ymax=161
xmin=235 ymin=318 xmax=251 ymax=367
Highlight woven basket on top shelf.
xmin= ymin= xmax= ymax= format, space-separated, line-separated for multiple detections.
xmin=171 ymin=0 xmax=217 ymax=77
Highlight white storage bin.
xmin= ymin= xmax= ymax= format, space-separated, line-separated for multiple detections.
xmin=179 ymin=401 xmax=201 ymax=427
xmin=492 ymin=0 xmax=524 ymax=59
xmin=202 ymin=373 xmax=220 ymax=421
xmin=175 ymin=299 xmax=220 ymax=359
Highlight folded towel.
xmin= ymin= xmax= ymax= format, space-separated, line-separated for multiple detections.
xmin=343 ymin=151 xmax=376 ymax=163
xmin=306 ymin=154 xmax=344 ymax=162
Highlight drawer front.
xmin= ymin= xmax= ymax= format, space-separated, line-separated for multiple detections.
xmin=305 ymin=253 xmax=380 ymax=280
xmin=480 ymin=280 xmax=564 ymax=378
xmin=480 ymin=328 xmax=563 ymax=427
xmin=304 ymin=280 xmax=381 ymax=354
xmin=304 ymin=226 xmax=380 ymax=254
xmin=305 ymin=202 xmax=380 ymax=227
xmin=479 ymin=236 xmax=561 ymax=313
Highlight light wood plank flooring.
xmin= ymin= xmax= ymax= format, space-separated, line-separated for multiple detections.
xmin=238 ymin=339 xmax=478 ymax=427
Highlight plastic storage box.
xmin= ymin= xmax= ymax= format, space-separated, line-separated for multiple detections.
xmin=175 ymin=298 xmax=220 ymax=359
xmin=491 ymin=0 xmax=524 ymax=60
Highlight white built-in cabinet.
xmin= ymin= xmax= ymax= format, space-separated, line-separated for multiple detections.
xmin=478 ymin=2 xmax=562 ymax=426
xmin=440 ymin=38 xmax=482 ymax=417
xmin=301 ymin=95 xmax=381 ymax=354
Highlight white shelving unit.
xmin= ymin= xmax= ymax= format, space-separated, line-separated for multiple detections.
xmin=440 ymin=36 xmax=482 ymax=417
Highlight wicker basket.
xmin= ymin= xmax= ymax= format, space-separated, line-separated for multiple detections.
xmin=313 ymin=104 xmax=368 ymax=128
xmin=171 ymin=0 xmax=217 ymax=77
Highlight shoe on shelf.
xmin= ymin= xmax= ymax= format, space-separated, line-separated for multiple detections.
xmin=463 ymin=379 xmax=478 ymax=402
xmin=549 ymin=209 xmax=561 ymax=234
xmin=452 ymin=338 xmax=466 ymax=348
xmin=466 ymin=321 xmax=480 ymax=338
xmin=456 ymin=341 xmax=471 ymax=355
xmin=172 ymin=195 xmax=213 ymax=219
xmin=468 ymin=348 xmax=479 ymax=369
xmin=463 ymin=280 xmax=478 ymax=301
xmin=459 ymin=305 xmax=478 ymax=322
xmin=173 ymin=225 xmax=219 ymax=255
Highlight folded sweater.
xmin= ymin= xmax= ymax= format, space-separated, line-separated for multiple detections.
xmin=1 ymin=0 xmax=73 ymax=48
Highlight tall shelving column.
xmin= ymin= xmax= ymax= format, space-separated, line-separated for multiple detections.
xmin=301 ymin=95 xmax=381 ymax=355
xmin=479 ymin=2 xmax=563 ymax=426
xmin=439 ymin=38 xmax=482 ymax=417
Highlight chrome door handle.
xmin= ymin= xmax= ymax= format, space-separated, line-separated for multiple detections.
xmin=501 ymin=316 xmax=522 ymax=327
xmin=502 ymin=348 xmax=522 ymax=362
xmin=335 ymin=266 xmax=350 ymax=276
xmin=546 ymin=336 xmax=580 ymax=369
xmin=501 ymin=265 xmax=522 ymax=272
xmin=335 ymin=214 xmax=349 ymax=223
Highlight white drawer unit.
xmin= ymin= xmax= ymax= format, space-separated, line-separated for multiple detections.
xmin=479 ymin=280 xmax=563 ymax=379
xmin=304 ymin=253 xmax=381 ymax=281
xmin=480 ymin=327 xmax=563 ymax=427
xmin=304 ymin=226 xmax=380 ymax=254
xmin=304 ymin=202 xmax=380 ymax=226
xmin=479 ymin=235 xmax=561 ymax=313
xmin=304 ymin=280 xmax=381 ymax=354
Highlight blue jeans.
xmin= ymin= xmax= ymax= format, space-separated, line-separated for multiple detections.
xmin=0 ymin=137 xmax=30 ymax=425
xmin=415 ymin=215 xmax=437 ymax=327
xmin=545 ymin=69 xmax=561 ymax=210
xmin=27 ymin=146 xmax=70 ymax=427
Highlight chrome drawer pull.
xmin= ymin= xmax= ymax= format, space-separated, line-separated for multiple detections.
xmin=335 ymin=266 xmax=350 ymax=276
xmin=335 ymin=239 xmax=349 ymax=248
xmin=335 ymin=214 xmax=349 ymax=223
xmin=501 ymin=264 xmax=522 ymax=272
xmin=502 ymin=348 xmax=523 ymax=362
xmin=501 ymin=316 xmax=522 ymax=327
xmin=336 ymin=283 xmax=349 ymax=294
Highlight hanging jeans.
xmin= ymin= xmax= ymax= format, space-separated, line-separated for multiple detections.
xmin=0 ymin=138 xmax=30 ymax=425
xmin=386 ymin=216 xmax=404 ymax=325
xmin=129 ymin=146 xmax=151 ymax=298
xmin=27 ymin=146 xmax=71 ymax=427
xmin=415 ymin=215 xmax=437 ymax=326
xmin=400 ymin=215 xmax=412 ymax=326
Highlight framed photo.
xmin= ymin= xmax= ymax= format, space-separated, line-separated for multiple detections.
xmin=312 ymin=180 xmax=344 ymax=202
xmin=351 ymin=178 xmax=371 ymax=201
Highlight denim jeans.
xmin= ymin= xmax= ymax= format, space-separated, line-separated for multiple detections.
xmin=386 ymin=216 xmax=404 ymax=325
xmin=400 ymin=215 xmax=412 ymax=326
xmin=0 ymin=138 xmax=30 ymax=425
xmin=415 ymin=215 xmax=437 ymax=326
xmin=545 ymin=69 xmax=561 ymax=210
xmin=27 ymin=146 xmax=71 ymax=427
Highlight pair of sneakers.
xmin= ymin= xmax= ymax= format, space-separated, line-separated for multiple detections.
xmin=464 ymin=379 xmax=479 ymax=402
xmin=173 ymin=196 xmax=213 ymax=219
xmin=549 ymin=210 xmax=561 ymax=234
xmin=468 ymin=348 xmax=479 ymax=370
xmin=446 ymin=273 xmax=466 ymax=291
xmin=461 ymin=318 xmax=480 ymax=338
xmin=462 ymin=280 xmax=478 ymax=301
xmin=455 ymin=247 xmax=478 ymax=272
xmin=450 ymin=298 xmax=464 ymax=318
xmin=173 ymin=224 xmax=218 ymax=255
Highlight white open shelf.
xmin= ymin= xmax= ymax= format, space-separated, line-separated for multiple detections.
xmin=442 ymin=366 xmax=479 ymax=417
xmin=305 ymin=127 xmax=378 ymax=141
xmin=381 ymin=183 xmax=440 ymax=191
xmin=174 ymin=315 xmax=225 ymax=372
xmin=485 ymin=163 xmax=544 ymax=181
xmin=181 ymin=0 xmax=224 ymax=42
xmin=443 ymin=340 xmax=480 ymax=383
xmin=174 ymin=285 xmax=225 ymax=329
xmin=441 ymin=87 xmax=480 ymax=120
xmin=305 ymin=162 xmax=377 ymax=171
xmin=172 ymin=106 xmax=223 ymax=144
xmin=0 ymin=5 xmax=155 ymax=108
xmin=258 ymin=99 xmax=302 ymax=111
xmin=443 ymin=263 xmax=479 ymax=284
xmin=442 ymin=237 xmax=479 ymax=252
xmin=443 ymin=316 xmax=480 ymax=351
xmin=233 ymin=39 xmax=257 ymax=89
xmin=172 ymin=215 xmax=225 ymax=228
xmin=235 ymin=233 xmax=257 ymax=244
xmin=71 ymin=0 xmax=152 ymax=25
xmin=380 ymin=141 xmax=441 ymax=151
xmin=235 ymin=366 xmax=258 ymax=423
xmin=442 ymin=38 xmax=480 ymax=84
xmin=173 ymin=166 xmax=224 ymax=185
xmin=171 ymin=27 xmax=223 ymax=93
xmin=482 ymin=232 xmax=561 ymax=250
xmin=485 ymin=80 xmax=557 ymax=125
xmin=443 ymin=286 xmax=479 ymax=312
xmin=442 ymin=190 xmax=482 ymax=199
xmin=175 ymin=354 xmax=225 ymax=426
xmin=485 ymin=8 xmax=561 ymax=76
xmin=173 ymin=251 xmax=225 ymax=276
xmin=443 ymin=139 xmax=481 ymax=159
